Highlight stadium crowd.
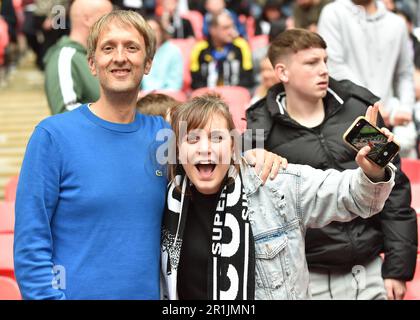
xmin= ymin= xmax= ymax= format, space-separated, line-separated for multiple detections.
xmin=0 ymin=0 xmax=419 ymax=301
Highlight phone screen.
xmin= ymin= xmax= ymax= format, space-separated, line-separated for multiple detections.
xmin=346 ymin=119 xmax=399 ymax=166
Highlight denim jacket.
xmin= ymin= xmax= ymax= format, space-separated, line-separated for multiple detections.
xmin=160 ymin=163 xmax=395 ymax=300
xmin=241 ymin=163 xmax=395 ymax=300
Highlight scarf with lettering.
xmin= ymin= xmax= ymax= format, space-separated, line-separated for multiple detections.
xmin=161 ymin=166 xmax=255 ymax=300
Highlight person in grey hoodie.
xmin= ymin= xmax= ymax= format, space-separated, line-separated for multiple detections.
xmin=318 ymin=0 xmax=418 ymax=158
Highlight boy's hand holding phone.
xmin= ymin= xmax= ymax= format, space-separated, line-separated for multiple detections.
xmin=350 ymin=103 xmax=396 ymax=182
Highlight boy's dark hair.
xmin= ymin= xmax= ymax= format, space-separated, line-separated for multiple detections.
xmin=137 ymin=93 xmax=180 ymax=118
xmin=268 ymin=28 xmax=327 ymax=66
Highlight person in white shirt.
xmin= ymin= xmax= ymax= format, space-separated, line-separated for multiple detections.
xmin=318 ymin=0 xmax=418 ymax=157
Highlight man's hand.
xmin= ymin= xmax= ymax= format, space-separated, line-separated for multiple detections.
xmin=355 ymin=103 xmax=394 ymax=181
xmin=243 ymin=149 xmax=288 ymax=184
xmin=384 ymin=278 xmax=407 ymax=300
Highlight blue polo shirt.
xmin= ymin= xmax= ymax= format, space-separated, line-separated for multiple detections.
xmin=14 ymin=105 xmax=171 ymax=299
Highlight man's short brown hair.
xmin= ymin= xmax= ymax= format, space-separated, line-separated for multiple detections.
xmin=268 ymin=28 xmax=327 ymax=66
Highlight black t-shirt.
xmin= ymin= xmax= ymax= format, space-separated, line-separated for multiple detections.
xmin=177 ymin=187 xmax=219 ymax=300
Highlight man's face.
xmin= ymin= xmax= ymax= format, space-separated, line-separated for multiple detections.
xmin=88 ymin=22 xmax=152 ymax=95
xmin=210 ymin=14 xmax=236 ymax=46
xmin=260 ymin=57 xmax=278 ymax=89
xmin=277 ymin=47 xmax=329 ymax=100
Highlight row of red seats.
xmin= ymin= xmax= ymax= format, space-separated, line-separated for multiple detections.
xmin=1 ymin=173 xmax=20 ymax=299
xmin=0 ymin=193 xmax=21 ymax=299
xmin=401 ymin=158 xmax=420 ymax=215
xmin=140 ymin=86 xmax=251 ymax=133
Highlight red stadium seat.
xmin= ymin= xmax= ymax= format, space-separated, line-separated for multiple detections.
xmin=411 ymin=184 xmax=420 ymax=215
xmin=4 ymin=175 xmax=18 ymax=202
xmin=181 ymin=10 xmax=204 ymax=40
xmin=401 ymin=158 xmax=420 ymax=214
xmin=249 ymin=34 xmax=269 ymax=53
xmin=191 ymin=86 xmax=251 ymax=134
xmin=0 ymin=234 xmax=15 ymax=279
xmin=417 ymin=214 xmax=420 ymax=253
xmin=401 ymin=158 xmax=420 ymax=183
xmin=0 ymin=201 xmax=14 ymax=234
xmin=245 ymin=16 xmax=256 ymax=38
xmin=0 ymin=276 xmax=21 ymax=300
xmin=170 ymin=38 xmax=197 ymax=93
xmin=139 ymin=90 xmax=188 ymax=103
xmin=0 ymin=17 xmax=9 ymax=66
xmin=405 ymin=256 xmax=420 ymax=300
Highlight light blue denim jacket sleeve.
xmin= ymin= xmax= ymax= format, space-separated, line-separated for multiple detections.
xmin=241 ymin=162 xmax=395 ymax=300
xmin=295 ymin=164 xmax=395 ymax=229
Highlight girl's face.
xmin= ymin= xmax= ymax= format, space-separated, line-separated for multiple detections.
xmin=179 ymin=113 xmax=233 ymax=195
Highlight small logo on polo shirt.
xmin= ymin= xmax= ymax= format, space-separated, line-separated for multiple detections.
xmin=156 ymin=170 xmax=163 ymax=177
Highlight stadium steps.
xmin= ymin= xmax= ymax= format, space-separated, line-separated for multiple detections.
xmin=0 ymin=53 xmax=49 ymax=200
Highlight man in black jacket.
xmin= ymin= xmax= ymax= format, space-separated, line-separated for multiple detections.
xmin=246 ymin=29 xmax=418 ymax=299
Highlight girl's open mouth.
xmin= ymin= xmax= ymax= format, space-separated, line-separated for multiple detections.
xmin=195 ymin=163 xmax=216 ymax=179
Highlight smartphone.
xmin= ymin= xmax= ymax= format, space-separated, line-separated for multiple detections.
xmin=343 ymin=116 xmax=400 ymax=167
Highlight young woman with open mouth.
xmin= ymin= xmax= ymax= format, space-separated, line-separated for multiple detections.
xmin=161 ymin=93 xmax=396 ymax=300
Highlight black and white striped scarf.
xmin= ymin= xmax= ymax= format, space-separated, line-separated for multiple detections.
xmin=161 ymin=167 xmax=255 ymax=300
